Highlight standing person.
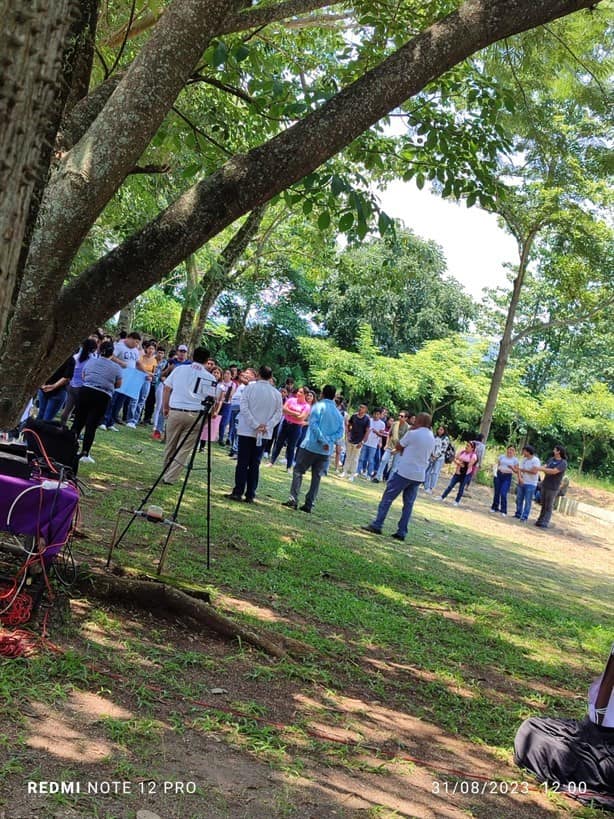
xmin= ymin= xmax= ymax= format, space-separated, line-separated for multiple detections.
xmin=439 ymin=441 xmax=477 ymax=506
xmin=490 ymin=445 xmax=519 ymax=516
xmin=37 ymin=355 xmax=76 ymax=421
xmin=161 ymin=347 xmax=216 ymax=485
xmin=341 ymin=404 xmax=371 ymax=480
xmin=362 ymin=412 xmax=434 ymax=541
xmin=102 ymin=331 xmax=141 ymax=429
xmin=282 ymin=385 xmax=344 ymax=513
xmin=296 ymin=390 xmax=315 ymax=451
xmin=333 ymin=396 xmax=347 ymax=472
xmin=199 ymin=366 xmax=225 ymax=450
xmin=72 ymin=341 xmax=123 ymax=464
xmin=217 ymin=369 xmax=236 ymax=446
xmin=357 ymin=408 xmax=385 ymax=478
xmin=514 ymin=445 xmax=541 ymax=521
xmin=228 ymin=370 xmax=249 ymax=454
xmin=374 ymin=411 xmax=410 ymax=483
xmin=126 ymin=340 xmax=157 ymax=427
xmin=535 ymin=445 xmax=568 ymax=529
xmin=61 ymin=338 xmax=98 ymax=424
xmin=423 ymin=425 xmax=449 ymax=494
xmin=145 ymin=346 xmax=165 ymax=427
xmin=161 ymin=344 xmax=191 ymax=378
xmin=150 ymin=347 xmax=168 ymax=440
xmin=227 ymin=366 xmax=283 ymax=503
xmin=268 ymin=386 xmax=310 ymax=469
xmin=463 ymin=431 xmax=485 ymax=495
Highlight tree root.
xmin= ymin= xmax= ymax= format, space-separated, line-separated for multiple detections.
xmin=74 ymin=567 xmax=315 ymax=661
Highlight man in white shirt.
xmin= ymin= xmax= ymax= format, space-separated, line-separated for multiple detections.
xmin=362 ymin=413 xmax=434 ymax=541
xmin=162 ymin=347 xmax=217 ymax=484
xmin=227 ymin=366 xmax=282 ymax=503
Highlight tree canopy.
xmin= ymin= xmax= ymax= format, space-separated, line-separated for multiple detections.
xmin=0 ymin=0 xmax=604 ymax=425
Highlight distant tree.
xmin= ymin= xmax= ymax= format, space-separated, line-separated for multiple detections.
xmin=318 ymin=230 xmax=475 ymax=355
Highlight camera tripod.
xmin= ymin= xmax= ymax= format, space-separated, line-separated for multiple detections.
xmin=105 ymin=395 xmax=215 ymax=574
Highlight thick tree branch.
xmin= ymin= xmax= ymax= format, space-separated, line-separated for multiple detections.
xmin=511 ymin=296 xmax=614 ymax=345
xmin=58 ymin=0 xmax=599 ymax=334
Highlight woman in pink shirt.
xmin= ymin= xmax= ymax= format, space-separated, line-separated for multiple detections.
xmin=439 ymin=441 xmax=477 ymax=506
xmin=268 ymin=387 xmax=310 ymax=469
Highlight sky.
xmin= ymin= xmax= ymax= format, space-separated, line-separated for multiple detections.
xmin=377 ymin=180 xmax=518 ymax=301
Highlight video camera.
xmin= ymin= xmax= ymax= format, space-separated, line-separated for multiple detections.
xmin=189 ymin=373 xmax=218 ymax=404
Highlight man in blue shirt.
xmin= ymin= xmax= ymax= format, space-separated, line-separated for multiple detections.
xmin=282 ymin=385 xmax=344 ymax=513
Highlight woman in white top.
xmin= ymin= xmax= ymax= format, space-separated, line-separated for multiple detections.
xmin=490 ymin=445 xmax=519 ymax=516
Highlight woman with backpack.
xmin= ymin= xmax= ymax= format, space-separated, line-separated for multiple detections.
xmin=423 ymin=425 xmax=450 ymax=494
xmin=439 ymin=440 xmax=477 ymax=506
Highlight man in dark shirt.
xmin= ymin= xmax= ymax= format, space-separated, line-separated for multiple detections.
xmin=341 ymin=404 xmax=370 ymax=481
xmin=535 ymin=445 xmax=568 ymax=529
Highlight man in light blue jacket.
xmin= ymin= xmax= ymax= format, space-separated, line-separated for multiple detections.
xmin=282 ymin=385 xmax=344 ymax=513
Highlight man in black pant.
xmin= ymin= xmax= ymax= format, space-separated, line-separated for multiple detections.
xmin=227 ymin=366 xmax=282 ymax=503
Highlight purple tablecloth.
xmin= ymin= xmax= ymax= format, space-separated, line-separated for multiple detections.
xmin=0 ymin=475 xmax=79 ymax=560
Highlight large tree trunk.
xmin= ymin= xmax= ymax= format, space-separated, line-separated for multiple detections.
xmin=0 ymin=0 xmax=84 ymax=343
xmin=0 ymin=0 xmax=598 ymax=426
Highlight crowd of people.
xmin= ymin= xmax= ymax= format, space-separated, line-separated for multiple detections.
xmin=21 ymin=331 xmax=570 ymax=531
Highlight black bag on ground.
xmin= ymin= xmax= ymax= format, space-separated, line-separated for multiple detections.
xmin=23 ymin=419 xmax=79 ymax=476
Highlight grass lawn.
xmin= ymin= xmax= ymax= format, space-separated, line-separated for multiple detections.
xmin=0 ymin=425 xmax=612 ymax=818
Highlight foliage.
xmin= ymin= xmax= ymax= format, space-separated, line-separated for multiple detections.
xmin=317 ymin=228 xmax=476 ymax=355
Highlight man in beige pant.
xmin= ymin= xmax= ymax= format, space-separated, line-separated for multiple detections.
xmin=162 ymin=347 xmax=216 ymax=484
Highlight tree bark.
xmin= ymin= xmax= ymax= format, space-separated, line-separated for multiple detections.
xmin=0 ymin=0 xmax=599 ymax=426
xmin=189 ymin=207 xmax=266 ymax=350
xmin=117 ymin=301 xmax=136 ymax=334
xmin=479 ymin=228 xmax=537 ymax=442
xmin=0 ymin=0 xmax=84 ymax=343
xmin=175 ymin=255 xmax=200 ymax=347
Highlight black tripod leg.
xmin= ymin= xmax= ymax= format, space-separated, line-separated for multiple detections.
xmin=108 ymin=409 xmax=205 ymax=567
xmin=157 ymin=401 xmax=213 ymax=575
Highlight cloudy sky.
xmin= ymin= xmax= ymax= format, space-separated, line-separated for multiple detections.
xmin=377 ymin=180 xmax=518 ymax=301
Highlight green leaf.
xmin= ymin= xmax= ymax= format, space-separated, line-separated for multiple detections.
xmin=416 ymin=173 xmax=425 ymax=190
xmin=234 ymin=44 xmax=250 ymax=62
xmin=338 ymin=212 xmax=354 ymax=231
xmin=318 ymin=211 xmax=331 ymax=230
xmin=212 ymin=41 xmax=228 ymax=67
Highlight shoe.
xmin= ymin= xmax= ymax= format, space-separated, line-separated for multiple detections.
xmin=453 ymin=501 xmax=460 ymax=506
xmin=424 ymin=489 xmax=432 ymax=495
xmin=339 ymin=472 xmax=347 ymax=478
xmin=489 ymin=508 xmax=498 ymax=513
xmin=299 ymin=504 xmax=312 ymax=513
xmin=391 ymin=532 xmax=405 ymax=541
xmin=98 ymin=424 xmax=107 ymax=430
xmin=281 ymin=500 xmax=297 ymax=509
xmin=371 ymin=478 xmax=380 ymax=483
xmin=225 ymin=493 xmax=243 ymax=502
xmin=500 ymin=512 xmax=507 ymax=517
xmin=437 ymin=496 xmax=445 ymax=501
xmin=152 ymin=430 xmax=162 ymax=440
xmin=513 ymin=514 xmax=521 ymax=519
xmin=115 ymin=419 xmax=125 ymax=426
xmin=144 ymin=420 xmax=153 ymax=426
xmin=265 ymin=462 xmax=275 ymax=467
xmin=107 ymin=425 xmax=119 ymax=432
xmin=162 ymin=479 xmax=175 ymax=485
xmin=125 ymin=421 xmax=137 ymax=429
xmin=79 ymin=454 xmax=95 ymax=464
xmin=361 ymin=524 xmax=382 ymax=535
xmin=230 ymin=454 xmax=237 ymax=460
xmin=244 ymin=497 xmax=256 ymax=504
xmin=535 ymin=522 xmax=548 ymax=528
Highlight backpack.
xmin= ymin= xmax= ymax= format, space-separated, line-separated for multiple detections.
xmin=444 ymin=441 xmax=456 ymax=464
